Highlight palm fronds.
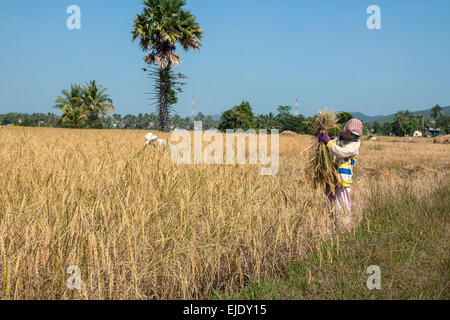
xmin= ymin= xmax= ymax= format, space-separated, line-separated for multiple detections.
xmin=132 ymin=0 xmax=203 ymax=131
xmin=53 ymin=81 xmax=115 ymax=128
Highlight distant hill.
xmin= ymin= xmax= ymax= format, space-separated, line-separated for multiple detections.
xmin=350 ymin=106 xmax=450 ymax=123
xmin=207 ymin=106 xmax=450 ymax=124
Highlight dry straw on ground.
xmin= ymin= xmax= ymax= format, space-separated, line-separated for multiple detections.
xmin=434 ymin=135 xmax=450 ymax=144
xmin=0 ymin=127 xmax=448 ymax=299
xmin=280 ymin=130 xmax=297 ymax=136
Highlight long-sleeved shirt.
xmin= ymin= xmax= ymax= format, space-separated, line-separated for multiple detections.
xmin=326 ymin=137 xmax=361 ymax=187
xmin=326 ymin=138 xmax=361 ymax=160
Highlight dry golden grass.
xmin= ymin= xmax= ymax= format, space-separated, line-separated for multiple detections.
xmin=0 ymin=127 xmax=448 ymax=299
xmin=434 ymin=135 xmax=450 ymax=144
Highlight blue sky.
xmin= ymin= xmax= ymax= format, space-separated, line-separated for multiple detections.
xmin=0 ymin=0 xmax=449 ymax=117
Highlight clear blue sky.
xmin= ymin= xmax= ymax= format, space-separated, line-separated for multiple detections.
xmin=0 ymin=0 xmax=449 ymax=117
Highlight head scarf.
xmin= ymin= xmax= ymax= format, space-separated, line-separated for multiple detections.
xmin=342 ymin=119 xmax=363 ymax=140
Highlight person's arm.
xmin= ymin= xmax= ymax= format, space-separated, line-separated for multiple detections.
xmin=326 ymin=140 xmax=360 ymax=159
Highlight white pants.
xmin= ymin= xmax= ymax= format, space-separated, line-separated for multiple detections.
xmin=328 ymin=187 xmax=352 ymax=227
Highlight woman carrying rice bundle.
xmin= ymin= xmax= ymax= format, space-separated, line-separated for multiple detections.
xmin=318 ymin=119 xmax=363 ymax=229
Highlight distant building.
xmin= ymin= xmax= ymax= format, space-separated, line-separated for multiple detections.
xmin=426 ymin=128 xmax=440 ymax=137
xmin=413 ymin=130 xmax=423 ymax=137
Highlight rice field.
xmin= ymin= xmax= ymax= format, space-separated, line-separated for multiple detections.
xmin=0 ymin=126 xmax=448 ymax=299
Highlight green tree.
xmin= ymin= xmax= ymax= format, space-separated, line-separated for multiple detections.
xmin=280 ymin=115 xmax=307 ymax=133
xmin=54 ymin=82 xmax=114 ymax=129
xmin=255 ymin=113 xmax=279 ymax=131
xmin=132 ymin=0 xmax=203 ymax=132
xmin=362 ymin=125 xmax=369 ymax=136
xmin=336 ymin=112 xmax=354 ymax=126
xmin=436 ymin=115 xmax=450 ymax=134
xmin=431 ymin=104 xmax=443 ymax=123
xmin=275 ymin=105 xmax=293 ymax=131
xmin=53 ymin=84 xmax=87 ymax=128
xmin=372 ymin=121 xmax=382 ymax=134
xmin=218 ymin=101 xmax=255 ymax=131
xmin=193 ymin=112 xmax=218 ymax=130
xmin=276 ymin=105 xmax=292 ymax=117
xmin=273 ymin=105 xmax=307 ymax=133
xmin=392 ymin=110 xmax=419 ymax=136
xmin=416 ymin=113 xmax=426 ymax=131
xmin=17 ymin=118 xmax=36 ymax=127
xmin=81 ymin=80 xmax=115 ymax=129
xmin=329 ymin=112 xmax=354 ymax=137
xmin=0 ymin=113 xmax=20 ymax=125
xmin=381 ymin=121 xmax=393 ymax=136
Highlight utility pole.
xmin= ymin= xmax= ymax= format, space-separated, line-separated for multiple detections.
xmin=295 ymin=97 xmax=299 ymax=116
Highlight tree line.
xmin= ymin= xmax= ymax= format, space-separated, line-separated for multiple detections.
xmin=3 ymin=98 xmax=448 ymax=136
xmin=217 ymin=101 xmax=449 ymax=136
xmin=365 ymin=105 xmax=449 ymax=136
xmin=0 ymin=110 xmax=215 ymax=131
xmin=217 ymin=101 xmax=359 ymax=135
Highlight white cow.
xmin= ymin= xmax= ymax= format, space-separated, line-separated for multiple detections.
xmin=370 ymin=137 xmax=377 ymax=141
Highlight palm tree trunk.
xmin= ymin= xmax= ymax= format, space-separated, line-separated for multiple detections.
xmin=158 ymin=67 xmax=171 ymax=132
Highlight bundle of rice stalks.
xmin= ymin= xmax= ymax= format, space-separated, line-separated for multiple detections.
xmin=306 ymin=108 xmax=340 ymax=195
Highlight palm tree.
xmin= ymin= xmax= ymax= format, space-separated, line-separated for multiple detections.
xmin=417 ymin=113 xmax=426 ymax=130
xmin=132 ymin=0 xmax=203 ymax=132
xmin=431 ymin=104 xmax=443 ymax=123
xmin=81 ymin=80 xmax=115 ymax=129
xmin=266 ymin=112 xmax=278 ymax=128
xmin=255 ymin=112 xmax=279 ymax=130
xmin=53 ymin=84 xmax=87 ymax=128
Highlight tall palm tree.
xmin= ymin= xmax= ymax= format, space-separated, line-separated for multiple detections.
xmin=431 ymin=104 xmax=443 ymax=123
xmin=53 ymin=84 xmax=87 ymax=128
xmin=81 ymin=80 xmax=115 ymax=129
xmin=132 ymin=0 xmax=203 ymax=132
